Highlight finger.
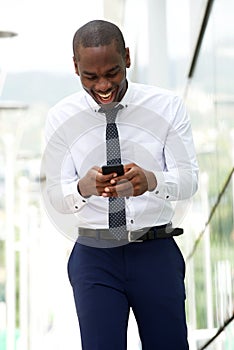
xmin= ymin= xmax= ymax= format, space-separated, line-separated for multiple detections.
xmin=115 ymin=179 xmax=134 ymax=197
xmin=96 ymin=172 xmax=116 ymax=183
xmin=93 ymin=166 xmax=102 ymax=172
xmin=97 ymin=168 xmax=103 ymax=174
xmin=123 ymin=163 xmax=136 ymax=173
xmin=109 ymin=175 xmax=126 ymax=185
xmin=101 ymin=186 xmax=115 ymax=197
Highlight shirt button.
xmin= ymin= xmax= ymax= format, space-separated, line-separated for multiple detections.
xmin=82 ymin=200 xmax=86 ymax=203
xmin=75 ymin=205 xmax=79 ymax=209
xmin=155 ymin=190 xmax=159 ymax=194
xmin=130 ymin=219 xmax=134 ymax=224
xmin=166 ymin=195 xmax=169 ymax=199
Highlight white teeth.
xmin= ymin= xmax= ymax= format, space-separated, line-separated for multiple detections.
xmin=98 ymin=92 xmax=112 ymax=99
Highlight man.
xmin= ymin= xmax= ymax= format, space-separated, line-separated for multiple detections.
xmin=45 ymin=20 xmax=198 ymax=349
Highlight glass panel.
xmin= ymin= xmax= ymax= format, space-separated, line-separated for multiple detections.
xmin=183 ymin=0 xmax=234 ymax=348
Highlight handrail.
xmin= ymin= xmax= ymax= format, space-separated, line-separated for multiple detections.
xmin=186 ymin=167 xmax=234 ymax=262
xmin=198 ymin=313 xmax=234 ymax=350
xmin=187 ymin=0 xmax=215 ymax=79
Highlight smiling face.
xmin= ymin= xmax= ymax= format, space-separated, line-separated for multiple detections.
xmin=73 ymin=41 xmax=131 ymax=105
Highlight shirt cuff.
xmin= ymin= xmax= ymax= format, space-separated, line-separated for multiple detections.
xmin=152 ymin=171 xmax=179 ymax=201
xmin=62 ymin=181 xmax=88 ymax=213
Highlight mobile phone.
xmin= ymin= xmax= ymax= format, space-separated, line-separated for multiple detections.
xmin=102 ymin=164 xmax=124 ymax=176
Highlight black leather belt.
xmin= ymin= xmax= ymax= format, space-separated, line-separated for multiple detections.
xmin=79 ymin=224 xmax=183 ymax=242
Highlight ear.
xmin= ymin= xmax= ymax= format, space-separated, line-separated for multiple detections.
xmin=73 ymin=56 xmax=80 ymax=76
xmin=125 ymin=48 xmax=131 ymax=68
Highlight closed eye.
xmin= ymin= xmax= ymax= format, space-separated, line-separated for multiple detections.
xmin=106 ymin=67 xmax=121 ymax=78
xmin=84 ymin=75 xmax=97 ymax=81
xmin=106 ymin=72 xmax=118 ymax=78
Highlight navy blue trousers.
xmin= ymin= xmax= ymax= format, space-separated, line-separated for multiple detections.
xmin=68 ymin=238 xmax=189 ymax=350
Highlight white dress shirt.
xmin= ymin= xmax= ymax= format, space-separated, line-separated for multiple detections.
xmin=44 ymin=81 xmax=198 ymax=233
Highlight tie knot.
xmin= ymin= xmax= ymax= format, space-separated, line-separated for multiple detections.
xmin=99 ymin=104 xmax=124 ymax=123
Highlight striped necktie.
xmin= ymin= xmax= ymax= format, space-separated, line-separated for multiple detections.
xmin=99 ymin=104 xmax=127 ymax=240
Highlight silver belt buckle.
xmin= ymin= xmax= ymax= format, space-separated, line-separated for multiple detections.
xmin=128 ymin=230 xmax=143 ymax=243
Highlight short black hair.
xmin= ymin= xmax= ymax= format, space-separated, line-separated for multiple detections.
xmin=73 ymin=20 xmax=126 ymax=60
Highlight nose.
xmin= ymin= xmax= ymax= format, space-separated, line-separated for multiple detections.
xmin=95 ymin=77 xmax=111 ymax=92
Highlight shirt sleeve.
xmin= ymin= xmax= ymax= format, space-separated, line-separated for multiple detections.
xmin=152 ymin=95 xmax=198 ymax=201
xmin=44 ymin=110 xmax=88 ymax=214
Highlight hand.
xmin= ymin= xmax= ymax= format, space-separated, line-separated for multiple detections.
xmin=102 ymin=163 xmax=157 ymax=198
xmin=77 ymin=166 xmax=120 ymax=197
